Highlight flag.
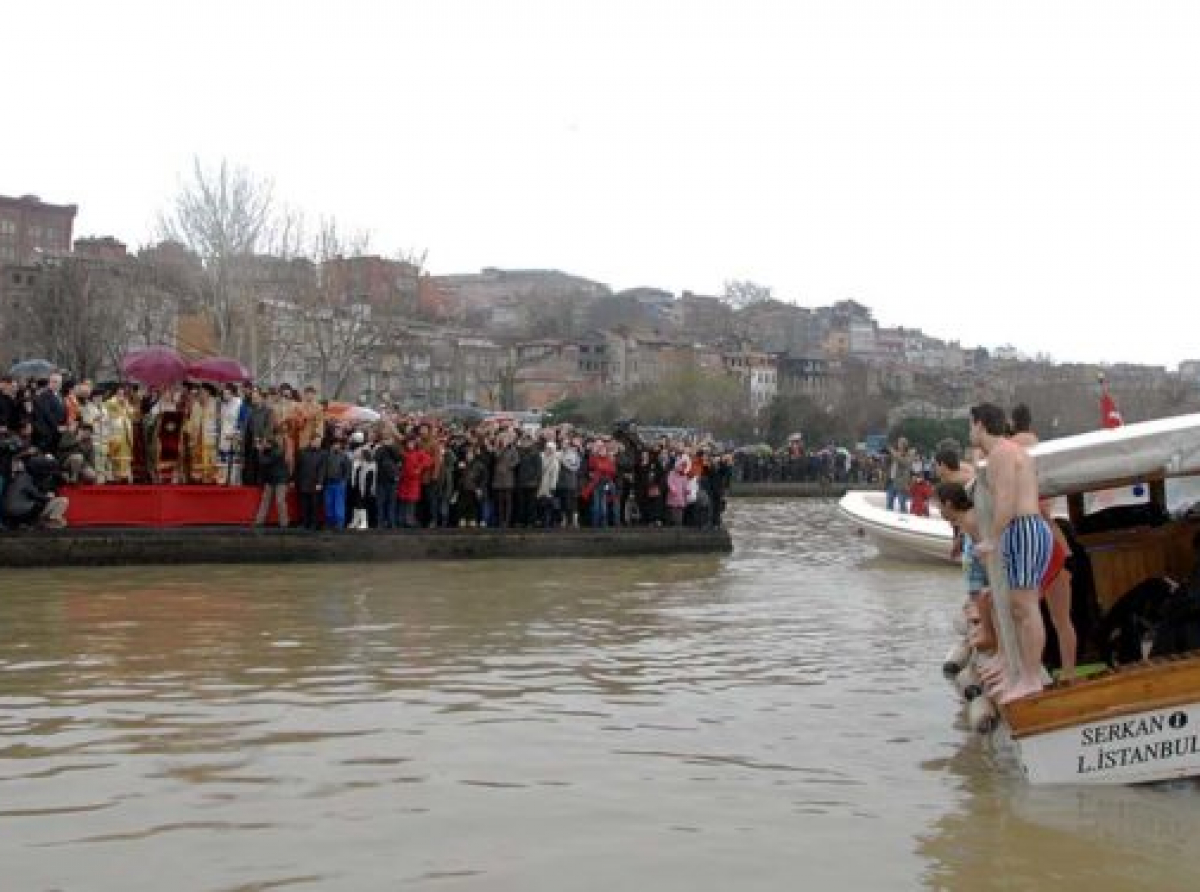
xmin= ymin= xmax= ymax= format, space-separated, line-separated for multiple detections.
xmin=1100 ymin=385 xmax=1122 ymax=429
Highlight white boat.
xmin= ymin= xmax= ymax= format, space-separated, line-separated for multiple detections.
xmin=837 ymin=489 xmax=956 ymax=564
xmin=962 ymin=412 xmax=1200 ymax=785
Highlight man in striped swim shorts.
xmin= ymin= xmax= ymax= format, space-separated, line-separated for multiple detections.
xmin=970 ymin=402 xmax=1052 ymax=702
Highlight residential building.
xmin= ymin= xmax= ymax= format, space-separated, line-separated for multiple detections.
xmin=613 ymin=287 xmax=680 ymax=329
xmin=433 ymin=268 xmax=609 ymax=334
xmin=776 ymin=354 xmax=832 ymax=399
xmin=0 ymin=194 xmax=77 ymax=264
xmin=848 ymin=319 xmax=878 ymax=357
xmin=322 ymin=255 xmax=419 ymax=315
xmin=366 ymin=325 xmax=504 ymax=409
xmin=723 ymin=349 xmax=778 ymax=414
xmin=73 ymin=236 xmax=129 ymax=262
xmin=679 ymin=291 xmax=732 ymax=339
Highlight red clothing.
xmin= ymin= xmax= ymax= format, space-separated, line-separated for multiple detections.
xmin=398 ymin=448 xmax=432 ymax=502
xmin=909 ymin=478 xmax=933 ymax=517
xmin=1040 ymin=537 xmax=1067 ymax=593
xmin=583 ymin=454 xmax=616 ymax=501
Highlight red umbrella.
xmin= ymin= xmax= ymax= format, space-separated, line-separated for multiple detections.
xmin=326 ymin=402 xmax=382 ymax=424
xmin=187 ymin=356 xmax=252 ymax=383
xmin=121 ymin=347 xmax=187 ymax=387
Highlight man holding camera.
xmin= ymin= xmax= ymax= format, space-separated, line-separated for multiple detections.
xmin=3 ymin=446 xmax=69 ymax=529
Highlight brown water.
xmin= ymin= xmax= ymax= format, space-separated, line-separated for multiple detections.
xmin=2 ymin=500 xmax=1197 ymax=892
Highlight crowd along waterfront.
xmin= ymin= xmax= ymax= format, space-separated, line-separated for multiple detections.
xmin=3 ymin=500 xmax=1198 ymax=891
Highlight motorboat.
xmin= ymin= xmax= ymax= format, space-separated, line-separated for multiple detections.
xmin=949 ymin=412 xmax=1200 ymax=785
xmin=837 ymin=489 xmax=957 ymax=565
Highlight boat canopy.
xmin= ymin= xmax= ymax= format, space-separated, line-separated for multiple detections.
xmin=1028 ymin=412 xmax=1200 ymax=498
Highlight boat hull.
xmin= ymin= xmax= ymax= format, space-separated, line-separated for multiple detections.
xmin=837 ymin=490 xmax=956 ymax=564
xmin=1013 ymin=701 xmax=1200 ymax=785
xmin=1003 ymin=655 xmax=1200 ymax=785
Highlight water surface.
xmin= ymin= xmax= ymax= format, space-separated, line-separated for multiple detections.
xmin=2 ymin=500 xmax=1197 ymax=891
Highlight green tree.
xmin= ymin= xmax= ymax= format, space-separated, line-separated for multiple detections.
xmin=762 ymin=394 xmax=842 ymax=446
xmin=626 ymin=367 xmax=754 ymax=440
xmin=545 ymin=393 xmax=623 ymax=430
xmin=890 ymin=417 xmax=969 ymax=454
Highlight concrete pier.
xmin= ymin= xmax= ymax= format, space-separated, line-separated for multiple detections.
xmin=0 ymin=526 xmax=733 ymax=568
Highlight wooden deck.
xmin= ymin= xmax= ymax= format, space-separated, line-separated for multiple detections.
xmin=1002 ymin=653 xmax=1200 ymax=739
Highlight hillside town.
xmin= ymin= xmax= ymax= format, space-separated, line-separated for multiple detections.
xmin=4 ymin=187 xmax=1199 ymax=445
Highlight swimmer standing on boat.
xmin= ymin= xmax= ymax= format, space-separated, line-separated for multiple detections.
xmin=970 ymin=402 xmax=1053 ymax=702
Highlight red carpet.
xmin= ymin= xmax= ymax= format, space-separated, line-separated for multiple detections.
xmin=61 ymin=485 xmax=297 ymax=527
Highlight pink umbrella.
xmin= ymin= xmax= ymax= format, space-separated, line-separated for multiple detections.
xmin=187 ymin=356 xmax=252 ymax=383
xmin=121 ymin=346 xmax=187 ymax=387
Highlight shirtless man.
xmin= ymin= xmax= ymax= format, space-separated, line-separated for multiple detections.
xmin=1006 ymin=403 xmax=1078 ymax=683
xmin=970 ymin=402 xmax=1053 ymax=702
xmin=933 ymin=442 xmax=975 ymax=489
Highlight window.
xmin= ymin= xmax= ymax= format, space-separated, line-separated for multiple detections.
xmin=0 ymin=218 xmax=15 ymax=235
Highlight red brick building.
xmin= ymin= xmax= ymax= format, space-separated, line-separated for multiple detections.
xmin=0 ymin=194 xmax=77 ymax=264
xmin=73 ymin=236 xmax=129 ymax=262
xmin=321 ymin=255 xmax=419 ymax=314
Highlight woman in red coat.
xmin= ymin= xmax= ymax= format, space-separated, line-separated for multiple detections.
xmin=585 ymin=443 xmax=618 ymax=528
xmin=397 ymin=438 xmax=431 ymax=528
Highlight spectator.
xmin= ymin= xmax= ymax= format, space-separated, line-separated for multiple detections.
xmin=295 ymin=434 xmax=327 ymax=531
xmin=253 ymin=436 xmax=290 ymax=529
xmin=3 ymin=449 xmax=69 ymax=529
xmin=322 ymin=439 xmax=352 ymax=530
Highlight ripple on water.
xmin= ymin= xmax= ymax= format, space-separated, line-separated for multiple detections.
xmin=1 ymin=501 xmax=1199 ymax=891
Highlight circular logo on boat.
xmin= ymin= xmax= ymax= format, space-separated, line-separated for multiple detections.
xmin=1168 ymin=711 xmax=1188 ymax=730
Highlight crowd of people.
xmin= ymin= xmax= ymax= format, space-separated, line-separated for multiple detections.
xmin=0 ymin=372 xmax=735 ymax=533
xmin=731 ymin=444 xmax=885 ymax=486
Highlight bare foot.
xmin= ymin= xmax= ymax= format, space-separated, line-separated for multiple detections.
xmin=977 ymin=659 xmax=1008 ymax=696
xmin=996 ymin=680 xmax=1044 ymax=704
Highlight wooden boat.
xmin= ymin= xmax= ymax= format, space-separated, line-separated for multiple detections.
xmin=966 ymin=412 xmax=1200 ymax=785
xmin=837 ymin=489 xmax=957 ymax=564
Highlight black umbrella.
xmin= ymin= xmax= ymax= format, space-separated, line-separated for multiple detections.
xmin=8 ymin=358 xmax=56 ymax=378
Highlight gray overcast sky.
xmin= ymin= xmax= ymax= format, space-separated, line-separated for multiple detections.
xmin=5 ymin=1 xmax=1199 ymax=368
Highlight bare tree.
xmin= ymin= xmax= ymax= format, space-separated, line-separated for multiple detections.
xmin=296 ymin=219 xmax=385 ymax=399
xmin=158 ymin=158 xmax=275 ymax=358
xmin=120 ymin=255 xmax=196 ymax=354
xmin=18 ymin=258 xmax=126 ymax=380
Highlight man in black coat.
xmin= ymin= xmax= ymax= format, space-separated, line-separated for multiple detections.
xmin=515 ymin=437 xmax=542 ymax=528
xmin=31 ymin=373 xmax=67 ymax=453
xmin=709 ymin=453 xmax=734 ymax=528
xmin=0 ymin=376 xmax=22 ymax=433
xmin=242 ymin=388 xmax=275 ymax=486
xmin=373 ymin=435 xmax=402 ymax=529
xmin=295 ymin=434 xmax=327 ymax=530
xmin=253 ymin=437 xmax=291 ymax=528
